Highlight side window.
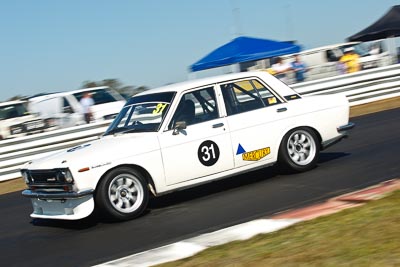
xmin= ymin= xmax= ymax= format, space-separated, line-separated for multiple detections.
xmin=251 ymin=80 xmax=281 ymax=106
xmin=62 ymin=97 xmax=74 ymax=114
xmin=169 ymin=87 xmax=218 ymax=129
xmin=220 ymin=79 xmax=281 ymax=116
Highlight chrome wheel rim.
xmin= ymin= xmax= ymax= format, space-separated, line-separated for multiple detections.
xmin=108 ymin=174 xmax=144 ymax=213
xmin=287 ymin=130 xmax=316 ymax=166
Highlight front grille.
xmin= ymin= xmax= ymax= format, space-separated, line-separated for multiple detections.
xmin=28 ymin=170 xmax=61 ymax=184
xmin=21 ymin=168 xmax=74 ymax=192
xmin=23 ymin=119 xmax=46 ymax=132
xmin=22 ymin=169 xmax=74 ymax=192
xmin=10 ymin=124 xmax=24 ymax=135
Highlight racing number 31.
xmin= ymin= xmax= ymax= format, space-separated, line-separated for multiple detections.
xmin=198 ymin=140 xmax=220 ymax=166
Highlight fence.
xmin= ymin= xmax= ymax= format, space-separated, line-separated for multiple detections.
xmin=1 ymin=65 xmax=400 ymax=182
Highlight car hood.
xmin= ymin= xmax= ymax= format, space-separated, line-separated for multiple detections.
xmin=23 ymin=132 xmax=160 ymax=171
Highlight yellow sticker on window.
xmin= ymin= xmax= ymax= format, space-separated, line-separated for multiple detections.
xmin=152 ymin=103 xmax=168 ymax=115
xmin=268 ymin=97 xmax=277 ymax=105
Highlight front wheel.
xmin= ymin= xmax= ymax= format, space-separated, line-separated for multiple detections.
xmin=278 ymin=128 xmax=320 ymax=172
xmin=95 ymin=167 xmax=149 ymax=221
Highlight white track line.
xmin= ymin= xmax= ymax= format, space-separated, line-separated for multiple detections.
xmin=94 ymin=219 xmax=300 ymax=267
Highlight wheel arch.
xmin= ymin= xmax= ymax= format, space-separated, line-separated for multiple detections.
xmin=277 ymin=125 xmax=322 ymax=158
xmin=276 ymin=125 xmax=322 ymax=172
xmin=95 ymin=164 xmax=157 ymax=197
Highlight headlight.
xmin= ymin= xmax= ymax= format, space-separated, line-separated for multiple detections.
xmin=59 ymin=169 xmax=74 ymax=183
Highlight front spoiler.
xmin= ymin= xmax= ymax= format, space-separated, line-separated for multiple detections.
xmin=22 ymin=189 xmax=94 ymax=200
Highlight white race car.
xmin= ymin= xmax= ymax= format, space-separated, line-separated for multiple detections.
xmin=21 ymin=71 xmax=354 ymax=221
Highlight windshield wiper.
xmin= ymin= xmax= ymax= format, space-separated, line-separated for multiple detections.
xmin=104 ymin=127 xmax=129 ymax=136
xmin=120 ymin=128 xmax=154 ymax=134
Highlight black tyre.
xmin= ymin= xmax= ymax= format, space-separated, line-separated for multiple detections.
xmin=95 ymin=167 xmax=149 ymax=221
xmin=278 ymin=128 xmax=320 ymax=172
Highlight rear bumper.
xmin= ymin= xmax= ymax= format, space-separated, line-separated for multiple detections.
xmin=337 ymin=122 xmax=355 ymax=133
xmin=322 ymin=122 xmax=355 ymax=150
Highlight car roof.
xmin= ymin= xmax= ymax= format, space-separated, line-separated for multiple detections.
xmin=28 ymin=86 xmax=111 ymax=102
xmin=135 ymin=71 xmax=297 ymax=97
xmin=0 ymin=100 xmax=27 ymax=107
xmin=281 ymin=42 xmax=361 ymax=59
xmin=66 ymin=86 xmax=110 ymax=94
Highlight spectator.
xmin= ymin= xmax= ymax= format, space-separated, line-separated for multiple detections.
xmin=80 ymin=92 xmax=94 ymax=123
xmin=271 ymin=57 xmax=292 ymax=83
xmin=291 ymin=54 xmax=308 ymax=82
xmin=336 ymin=61 xmax=347 ymax=74
xmin=339 ymin=47 xmax=360 ymax=73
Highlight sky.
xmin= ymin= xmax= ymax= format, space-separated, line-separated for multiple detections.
xmin=0 ymin=0 xmax=399 ymax=101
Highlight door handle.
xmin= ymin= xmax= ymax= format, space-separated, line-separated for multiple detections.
xmin=277 ymin=107 xmax=287 ymax=113
xmin=212 ymin=123 xmax=224 ymax=128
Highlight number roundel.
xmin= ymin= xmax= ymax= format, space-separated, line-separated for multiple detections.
xmin=198 ymin=140 xmax=220 ymax=166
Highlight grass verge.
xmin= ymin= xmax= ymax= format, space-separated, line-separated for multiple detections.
xmin=158 ymin=190 xmax=400 ymax=267
xmin=1 ymin=97 xmax=399 ymax=195
xmin=0 ymin=178 xmax=25 ymax=195
xmin=349 ymin=96 xmax=400 ymax=117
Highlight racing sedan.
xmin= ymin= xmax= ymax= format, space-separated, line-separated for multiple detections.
xmin=21 ymin=71 xmax=354 ymax=221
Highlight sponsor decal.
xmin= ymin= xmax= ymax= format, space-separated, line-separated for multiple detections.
xmin=267 ymin=97 xmax=277 ymax=105
xmin=236 ymin=143 xmax=246 ymax=155
xmin=92 ymin=162 xmax=111 ymax=169
xmin=242 ymin=147 xmax=270 ymax=161
xmin=152 ymin=103 xmax=168 ymax=115
xmin=67 ymin=143 xmax=91 ymax=153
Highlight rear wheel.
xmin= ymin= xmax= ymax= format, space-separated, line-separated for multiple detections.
xmin=95 ymin=167 xmax=149 ymax=221
xmin=279 ymin=128 xmax=320 ymax=172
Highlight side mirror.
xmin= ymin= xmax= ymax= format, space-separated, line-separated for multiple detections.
xmin=172 ymin=121 xmax=187 ymax=135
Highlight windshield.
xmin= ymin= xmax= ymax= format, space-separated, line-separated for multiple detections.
xmin=104 ymin=92 xmax=175 ymax=135
xmin=0 ymin=103 xmax=29 ymax=120
xmin=351 ymin=43 xmax=369 ymax=57
xmin=73 ymin=88 xmax=123 ymax=105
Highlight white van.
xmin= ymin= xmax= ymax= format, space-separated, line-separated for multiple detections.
xmin=29 ymin=86 xmax=126 ymax=128
xmin=283 ymin=41 xmax=389 ymax=69
xmin=0 ymin=100 xmax=47 ymax=140
xmin=277 ymin=41 xmax=391 ymax=82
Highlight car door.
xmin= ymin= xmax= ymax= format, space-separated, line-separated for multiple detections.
xmin=158 ymin=85 xmax=234 ymax=186
xmin=220 ymin=78 xmax=291 ymax=169
xmin=60 ymin=97 xmax=82 ymax=127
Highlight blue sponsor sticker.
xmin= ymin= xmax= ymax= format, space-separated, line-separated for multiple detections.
xmin=236 ymin=143 xmax=246 ymax=155
xmin=67 ymin=143 xmax=91 ymax=153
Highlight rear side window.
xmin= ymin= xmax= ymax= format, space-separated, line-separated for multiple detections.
xmin=220 ymin=79 xmax=281 ymax=116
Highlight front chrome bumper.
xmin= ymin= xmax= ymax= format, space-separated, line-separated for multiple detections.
xmin=22 ymin=189 xmax=94 ymax=200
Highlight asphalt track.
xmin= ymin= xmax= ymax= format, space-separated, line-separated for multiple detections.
xmin=0 ymin=108 xmax=399 ymax=267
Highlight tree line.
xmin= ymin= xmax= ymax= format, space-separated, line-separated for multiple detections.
xmin=5 ymin=79 xmax=149 ymax=102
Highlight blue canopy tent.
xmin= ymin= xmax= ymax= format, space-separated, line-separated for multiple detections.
xmin=190 ymin=36 xmax=301 ymax=72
